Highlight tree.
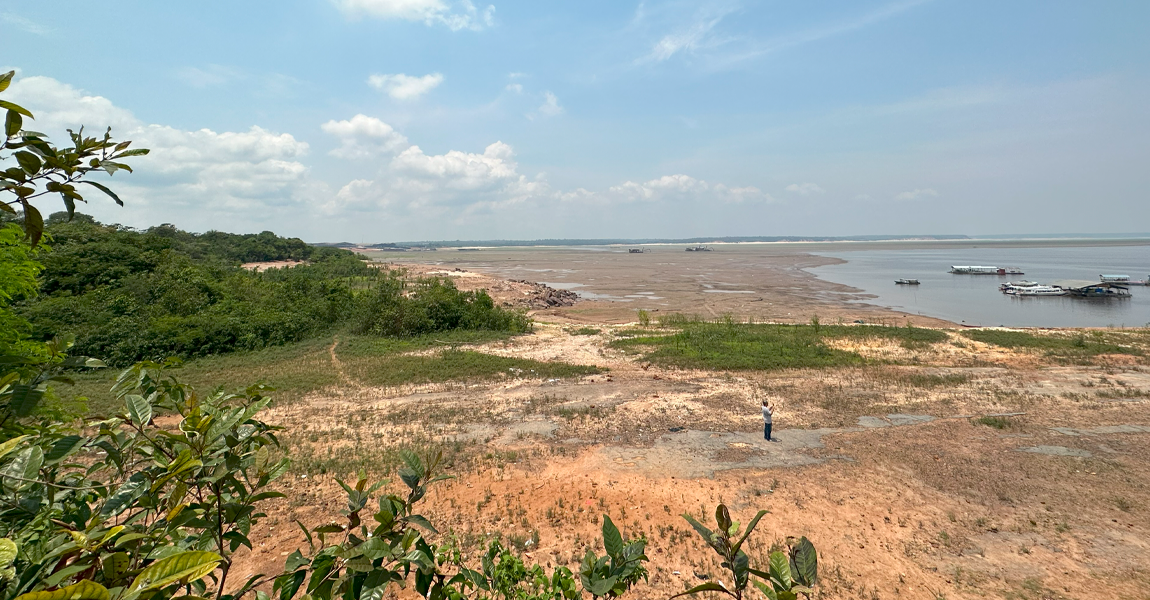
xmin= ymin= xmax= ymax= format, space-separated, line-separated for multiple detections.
xmin=0 ymin=70 xmax=148 ymax=246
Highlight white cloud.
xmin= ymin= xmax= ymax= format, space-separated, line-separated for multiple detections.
xmin=1 ymin=11 xmax=49 ymax=35
xmin=5 ymin=75 xmax=314 ymax=221
xmin=333 ymin=0 xmax=494 ymax=31
xmin=894 ymin=188 xmax=939 ymax=201
xmin=608 ymin=174 xmax=769 ymax=204
xmin=321 ymin=114 xmax=410 ymax=159
xmin=642 ymin=12 xmax=729 ymax=63
xmin=505 ymin=83 xmax=523 ymax=94
xmin=367 ymin=73 xmax=444 ymax=100
xmin=535 ymin=92 xmax=564 ymax=118
xmin=785 ymin=182 xmax=825 ymax=196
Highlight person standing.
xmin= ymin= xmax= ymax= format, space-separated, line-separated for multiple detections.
xmin=762 ymin=400 xmax=774 ymax=441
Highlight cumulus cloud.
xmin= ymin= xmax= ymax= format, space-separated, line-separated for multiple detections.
xmin=330 ymin=140 xmax=548 ymax=215
xmin=894 ymin=188 xmax=939 ymax=201
xmin=5 ymin=75 xmax=314 ymax=220
xmin=332 ymin=0 xmax=494 ymax=31
xmin=367 ymin=73 xmax=444 ymax=100
xmin=321 ymin=114 xmax=409 ymax=159
xmin=785 ymin=182 xmax=825 ymax=196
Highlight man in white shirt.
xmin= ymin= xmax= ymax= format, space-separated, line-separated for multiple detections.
xmin=762 ymin=400 xmax=774 ymax=441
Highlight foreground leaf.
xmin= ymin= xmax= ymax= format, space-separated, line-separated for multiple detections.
xmin=127 ymin=550 xmax=222 ymax=593
xmin=15 ymin=580 xmax=110 ymax=600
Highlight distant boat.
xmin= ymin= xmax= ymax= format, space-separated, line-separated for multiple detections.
xmin=628 ymin=248 xmax=644 ymax=253
xmin=1000 ymin=280 xmax=1038 ymax=291
xmin=1050 ymin=280 xmax=1132 ymax=298
xmin=950 ymin=265 xmax=999 ymax=274
xmin=1005 ymin=285 xmax=1066 ymax=297
xmin=1100 ymin=274 xmax=1148 ymax=285
xmin=950 ymin=265 xmax=1024 ymax=275
xmin=895 ymin=279 xmax=920 ymax=285
xmin=685 ymin=246 xmax=713 ymax=252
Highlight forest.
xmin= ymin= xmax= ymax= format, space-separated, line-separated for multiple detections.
xmin=5 ymin=213 xmax=530 ymax=366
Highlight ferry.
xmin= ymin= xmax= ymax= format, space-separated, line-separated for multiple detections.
xmin=895 ymin=279 xmax=920 ymax=285
xmin=999 ymin=280 xmax=1038 ymax=291
xmin=1051 ymin=280 xmax=1132 ymax=298
xmin=950 ymin=266 xmax=1024 ymax=275
xmin=1101 ymin=274 xmax=1149 ymax=285
xmin=1004 ymin=285 xmax=1066 ymax=297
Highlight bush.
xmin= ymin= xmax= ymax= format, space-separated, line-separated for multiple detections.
xmin=353 ymin=272 xmax=531 ymax=338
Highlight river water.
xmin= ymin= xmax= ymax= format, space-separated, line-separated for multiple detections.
xmin=809 ymin=245 xmax=1150 ymax=328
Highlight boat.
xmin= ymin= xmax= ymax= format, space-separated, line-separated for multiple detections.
xmin=1100 ymin=274 xmax=1148 ymax=285
xmin=950 ymin=266 xmax=999 ymax=274
xmin=628 ymin=248 xmax=644 ymax=254
xmin=685 ymin=246 xmax=713 ymax=252
xmin=999 ymin=280 xmax=1038 ymax=291
xmin=1005 ymin=285 xmax=1066 ymax=296
xmin=949 ymin=265 xmax=1024 ymax=275
xmin=895 ymin=279 xmax=920 ymax=285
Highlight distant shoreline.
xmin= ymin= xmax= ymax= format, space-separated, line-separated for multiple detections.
xmin=318 ymin=234 xmax=1150 ymax=251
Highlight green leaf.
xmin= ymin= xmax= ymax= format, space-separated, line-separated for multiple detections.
xmin=681 ymin=513 xmax=715 ymax=544
xmin=715 ymin=504 xmax=732 ymax=534
xmin=15 ymin=151 xmax=41 ymax=174
xmin=668 ymin=582 xmax=732 ymax=599
xmin=732 ymin=510 xmax=768 ymax=554
xmin=0 ymin=100 xmax=32 ymax=118
xmin=403 ymin=514 xmax=438 ymax=534
xmin=0 ymin=435 xmax=30 ymax=460
xmin=102 ymin=552 xmax=130 ymax=584
xmin=768 ymin=551 xmax=791 ymax=590
xmin=601 ymin=514 xmax=623 ymax=557
xmin=0 ymin=71 xmax=13 ymax=93
xmin=15 ymin=581 xmax=110 ymax=600
xmin=20 ymin=201 xmax=43 ymax=246
xmin=127 ymin=551 xmax=222 ymax=593
xmin=100 ymin=472 xmax=148 ymax=518
xmin=45 ymin=435 xmax=84 ymax=463
xmin=253 ymin=445 xmax=270 ymax=474
xmin=5 ymin=110 xmax=21 ymax=137
xmin=126 ymin=394 xmax=152 ymax=426
xmin=788 ymin=537 xmax=817 ymax=587
xmin=0 ymin=445 xmax=43 ymax=485
xmin=284 ymin=550 xmax=308 ymax=572
xmin=78 ymin=181 xmax=124 ymax=207
xmin=7 ymin=383 xmax=44 ymax=416
xmin=0 ymin=538 xmax=16 ymax=568
xmin=753 ymin=580 xmax=778 ymax=600
xmin=117 ymin=148 xmax=150 ymax=157
xmin=274 ymin=570 xmax=305 ymax=600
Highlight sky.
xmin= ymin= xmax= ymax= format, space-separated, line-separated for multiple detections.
xmin=2 ymin=0 xmax=1148 ymax=242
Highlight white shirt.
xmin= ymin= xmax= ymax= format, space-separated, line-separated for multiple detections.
xmin=762 ymin=405 xmax=773 ymax=424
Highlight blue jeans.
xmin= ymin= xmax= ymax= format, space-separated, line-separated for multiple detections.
xmin=764 ymin=423 xmax=772 ymax=440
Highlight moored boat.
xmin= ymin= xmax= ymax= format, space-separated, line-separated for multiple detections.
xmin=895 ymin=279 xmax=920 ymax=285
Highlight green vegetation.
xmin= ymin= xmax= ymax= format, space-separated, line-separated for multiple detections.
xmin=568 ymin=326 xmax=602 ymax=336
xmin=974 ymin=415 xmax=1015 ymax=430
xmin=612 ymin=319 xmax=947 ymax=371
xmin=6 ymin=216 xmax=531 ymax=367
xmin=58 ymin=331 xmax=593 ymax=416
xmin=962 ymin=329 xmax=1142 ymax=362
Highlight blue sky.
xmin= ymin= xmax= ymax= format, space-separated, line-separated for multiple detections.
xmin=3 ymin=0 xmax=1148 ymax=241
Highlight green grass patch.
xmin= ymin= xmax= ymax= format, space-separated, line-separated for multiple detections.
xmin=610 ymin=320 xmax=948 ymax=371
xmin=901 ymin=372 xmax=973 ymax=388
xmin=973 ymin=415 xmax=1014 ymax=430
xmin=962 ymin=329 xmax=1142 ymax=362
xmin=52 ymin=330 xmax=600 ymax=417
xmin=344 ymin=349 xmax=602 ymax=387
xmin=567 ymin=326 xmax=602 ymax=336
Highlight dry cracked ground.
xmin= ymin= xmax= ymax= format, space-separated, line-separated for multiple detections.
xmin=230 ymin=324 xmax=1150 ymax=600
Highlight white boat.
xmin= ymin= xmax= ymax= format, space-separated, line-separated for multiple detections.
xmin=1005 ymin=285 xmax=1066 ymax=296
xmin=895 ymin=279 xmax=920 ymax=285
xmin=1101 ymin=274 xmax=1148 ymax=285
xmin=950 ymin=265 xmax=999 ymax=274
xmin=999 ymin=280 xmax=1038 ymax=291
